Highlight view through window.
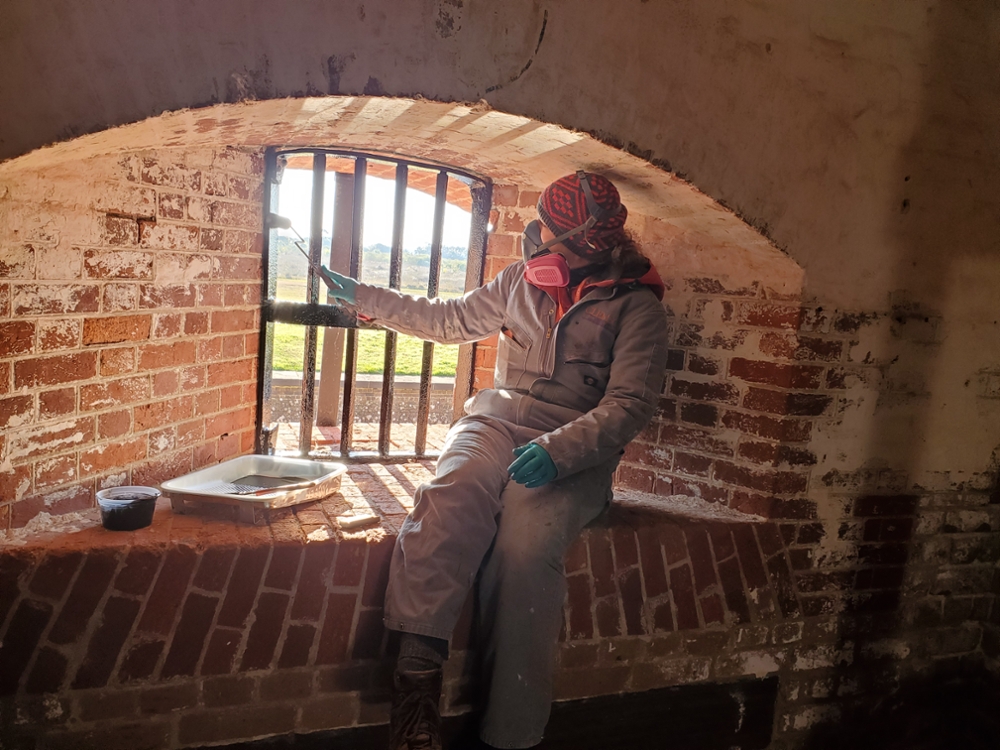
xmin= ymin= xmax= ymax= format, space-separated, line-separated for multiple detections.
xmin=258 ymin=149 xmax=491 ymax=460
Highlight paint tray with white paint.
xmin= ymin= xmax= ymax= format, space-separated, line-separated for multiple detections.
xmin=161 ymin=455 xmax=346 ymax=522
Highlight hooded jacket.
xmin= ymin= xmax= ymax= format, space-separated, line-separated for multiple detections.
xmin=349 ymin=259 xmax=669 ymax=479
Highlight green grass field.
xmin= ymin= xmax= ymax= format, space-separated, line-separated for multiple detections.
xmin=271 ymin=279 xmax=460 ymax=376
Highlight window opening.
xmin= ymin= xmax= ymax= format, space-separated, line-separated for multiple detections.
xmin=257 ymin=149 xmax=491 ymax=461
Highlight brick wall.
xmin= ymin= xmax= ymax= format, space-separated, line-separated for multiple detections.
xmin=0 ymin=147 xmax=264 ymax=531
xmin=2 ymin=162 xmax=998 ymax=748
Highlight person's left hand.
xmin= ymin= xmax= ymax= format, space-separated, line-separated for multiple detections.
xmin=508 ymin=443 xmax=557 ymax=488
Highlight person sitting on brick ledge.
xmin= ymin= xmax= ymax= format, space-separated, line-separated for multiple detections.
xmin=321 ymin=171 xmax=668 ymax=750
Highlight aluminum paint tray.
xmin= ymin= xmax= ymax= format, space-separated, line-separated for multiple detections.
xmin=161 ymin=455 xmax=347 ymax=521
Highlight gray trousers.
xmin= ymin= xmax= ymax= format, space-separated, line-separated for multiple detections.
xmin=384 ymin=411 xmax=613 ymax=748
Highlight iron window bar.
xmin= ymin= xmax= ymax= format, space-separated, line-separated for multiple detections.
xmin=257 ymin=148 xmax=491 ymax=463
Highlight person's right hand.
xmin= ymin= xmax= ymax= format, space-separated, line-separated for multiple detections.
xmin=320 ymin=266 xmax=358 ymax=304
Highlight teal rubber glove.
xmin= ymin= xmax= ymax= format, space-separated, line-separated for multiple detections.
xmin=508 ymin=443 xmax=557 ymax=488
xmin=319 ymin=265 xmax=358 ymax=304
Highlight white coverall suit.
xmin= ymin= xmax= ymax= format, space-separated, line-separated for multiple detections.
xmin=349 ymin=258 xmax=668 ymax=748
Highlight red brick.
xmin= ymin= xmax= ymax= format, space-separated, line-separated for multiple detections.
xmin=153 ymin=312 xmax=184 ymax=338
xmin=24 ymin=646 xmax=68 ymax=694
xmin=729 ymin=358 xmax=824 ymax=389
xmin=687 ymin=354 xmax=721 ymax=376
xmin=0 ymin=321 xmax=34 ymax=357
xmin=14 ymin=284 xmax=100 ymax=315
xmin=291 ymin=543 xmax=336 ymax=621
xmin=82 ymin=314 xmax=152 ymax=345
xmin=611 ymin=526 xmax=639 ymax=570
xmin=134 ymin=396 xmax=193 ymax=432
xmin=315 ymin=592 xmax=358 ymax=664
xmin=136 ymin=546 xmax=198 ymax=636
xmin=139 ymin=283 xmax=196 ymax=308
xmin=759 ymin=332 xmax=843 ymax=362
xmin=115 ymin=548 xmax=162 ymax=596
xmin=659 ymin=524 xmax=688 ymax=565
xmin=102 ymin=282 xmax=138 ymax=312
xmin=716 ymin=557 xmax=751 ymax=624
xmin=197 ymin=283 xmax=225 ymax=307
xmin=220 ymin=383 xmax=242 ymax=409
xmin=679 ymin=402 xmax=719 ymax=428
xmin=72 ymin=596 xmax=141 ymax=689
xmin=260 ymin=543 xmax=300 ymax=592
xmin=742 ymin=388 xmax=832 ymax=417
xmin=80 ymin=436 xmax=146 ymax=476
xmin=278 ymin=623 xmax=316 ymax=668
xmin=696 ymin=594 xmax=723 ymax=626
xmin=671 ymin=478 xmax=729 ymax=504
xmin=210 ymin=308 xmax=257 ymax=336
xmin=216 ymin=546 xmax=270 ymax=628
xmin=0 ymin=553 xmax=33 ymax=625
xmin=203 ymin=675 xmax=255 ymax=707
xmin=361 ymin=539 xmax=393 ymax=607
xmin=14 ymin=352 xmax=97 ymax=388
xmin=616 ymin=464 xmax=655 ymax=493
xmin=83 ymin=249 xmax=154 ymax=279
xmin=100 ymin=347 xmax=136 ymax=376
xmin=684 ymin=527 xmax=718 ymax=595
xmin=587 ymin=529 xmax=617 ymax=597
xmin=201 ymin=627 xmax=241 ymax=675
xmin=737 ymin=302 xmax=803 ymax=329
xmin=207 ymin=357 xmax=254 ymax=386
xmin=636 ymin=527 xmax=669 ymax=597
xmin=755 ymin=524 xmax=785 ymax=557
xmin=239 ymin=591 xmax=289 ymax=671
xmin=0 ymin=461 xmax=31 ymax=505
xmin=721 ymin=410 xmax=812 ymax=442
xmin=618 ymin=567 xmax=645 ymax=636
xmin=138 ymin=340 xmax=197 ymax=371
xmin=80 ymin=375 xmax=149 ymax=410
xmin=673 ymin=452 xmax=713 ymax=478
xmin=0 ymin=598 xmax=53 ymax=694
xmin=0 ymin=361 xmax=9 ymax=396
xmin=118 ymin=640 xmax=165 ymax=683
xmin=737 ymin=440 xmax=817 ymax=467
xmin=594 ymin=597 xmax=622 ymax=637
xmin=160 ymin=593 xmax=219 ymax=679
xmin=158 ymin=192 xmax=187 ymax=219
xmin=652 ymin=600 xmax=675 ymax=632
xmin=669 ymin=564 xmax=700 ymax=630
xmin=765 ymin=553 xmax=800 ymax=618
xmin=152 ymin=369 xmax=180 ymax=396
xmin=48 ymin=549 xmax=120 ymax=645
xmin=177 ymin=705 xmax=295 ymax=746
xmin=669 ymin=377 xmax=741 ymax=405
xmin=351 ymin=607 xmax=386 ymax=660
xmin=565 ymin=573 xmax=593 ymax=640
xmin=37 ymin=320 xmax=80 ymax=352
xmin=37 ymin=387 xmax=75 ymax=419
xmin=659 ymin=423 xmax=735 ymax=456
xmin=98 ymin=409 xmax=132 ymax=439
xmin=731 ymin=492 xmax=817 ymax=520
xmin=853 ymin=494 xmax=919 ymax=517
xmin=713 ymin=461 xmax=808 ymax=495
xmin=0 ymin=395 xmax=32 ymax=430
xmin=30 ymin=551 xmax=84 ymax=599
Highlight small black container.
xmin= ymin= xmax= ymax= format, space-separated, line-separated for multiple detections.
xmin=97 ymin=486 xmax=160 ymax=531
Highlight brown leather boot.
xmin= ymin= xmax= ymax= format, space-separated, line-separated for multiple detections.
xmin=389 ymin=666 xmax=443 ymax=750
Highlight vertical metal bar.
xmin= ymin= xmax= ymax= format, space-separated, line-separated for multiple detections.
xmin=256 ymin=148 xmax=281 ymax=454
xmin=452 ymin=180 xmax=492 ymax=421
xmin=378 ymin=163 xmax=407 ymax=456
xmin=298 ymin=153 xmax=325 ymax=455
xmin=317 ymin=171 xmax=353 ymax=427
xmin=340 ymin=157 xmax=367 ymax=457
xmin=415 ymin=170 xmax=449 ymax=455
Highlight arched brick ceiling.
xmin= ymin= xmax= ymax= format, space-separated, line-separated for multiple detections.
xmin=0 ymin=97 xmax=802 ymax=296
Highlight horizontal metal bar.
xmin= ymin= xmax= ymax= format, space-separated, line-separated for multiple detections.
xmin=273 ymin=147 xmax=487 ymax=187
xmin=264 ymin=301 xmax=362 ymax=327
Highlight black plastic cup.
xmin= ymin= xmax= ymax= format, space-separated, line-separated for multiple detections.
xmin=97 ymin=486 xmax=160 ymax=531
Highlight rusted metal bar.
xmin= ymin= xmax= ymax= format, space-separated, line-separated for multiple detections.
xmin=452 ymin=179 xmax=492 ymax=421
xmin=299 ymin=153 xmax=326 ymax=455
xmin=378 ymin=163 xmax=407 ymax=456
xmin=415 ymin=170 xmax=449 ymax=455
xmin=340 ymin=157 xmax=367 ymax=457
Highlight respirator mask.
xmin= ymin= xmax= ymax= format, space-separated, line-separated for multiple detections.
xmin=522 ymin=171 xmax=621 ymax=288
